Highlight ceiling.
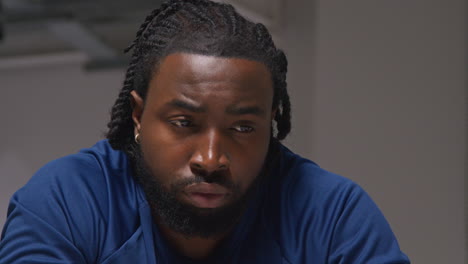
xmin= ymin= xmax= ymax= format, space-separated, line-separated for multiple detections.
xmin=0 ymin=0 xmax=284 ymax=69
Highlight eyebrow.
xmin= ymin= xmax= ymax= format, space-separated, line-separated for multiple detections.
xmin=166 ymin=99 xmax=206 ymax=113
xmin=225 ymin=105 xmax=265 ymax=116
xmin=165 ymin=98 xmax=265 ymax=116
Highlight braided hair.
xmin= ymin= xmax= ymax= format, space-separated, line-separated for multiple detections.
xmin=106 ymin=0 xmax=291 ymax=158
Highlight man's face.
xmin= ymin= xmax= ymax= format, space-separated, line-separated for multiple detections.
xmin=131 ymin=53 xmax=274 ymax=236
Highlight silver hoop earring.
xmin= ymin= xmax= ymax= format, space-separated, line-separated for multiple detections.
xmin=134 ymin=133 xmax=141 ymax=144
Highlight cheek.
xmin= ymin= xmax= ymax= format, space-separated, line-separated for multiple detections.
xmin=230 ymin=134 xmax=271 ymax=189
xmin=139 ymin=119 xmax=192 ymax=181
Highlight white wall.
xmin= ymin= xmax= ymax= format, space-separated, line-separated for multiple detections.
xmin=0 ymin=56 xmax=125 ymax=227
xmin=280 ymin=0 xmax=466 ymax=263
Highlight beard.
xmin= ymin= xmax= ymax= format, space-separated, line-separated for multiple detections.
xmin=130 ymin=146 xmax=264 ymax=238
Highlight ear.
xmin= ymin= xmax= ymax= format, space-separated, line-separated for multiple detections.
xmin=130 ymin=90 xmax=144 ymax=134
xmin=270 ymin=108 xmax=278 ymax=137
xmin=271 ymin=108 xmax=278 ymax=121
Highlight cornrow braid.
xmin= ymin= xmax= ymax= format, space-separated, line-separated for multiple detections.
xmin=273 ymin=50 xmax=291 ymax=140
xmin=106 ymin=0 xmax=292 ymax=158
xmin=107 ymin=1 xmax=183 ymax=150
xmin=106 ymin=52 xmax=139 ymax=151
xmin=124 ymin=1 xmax=180 ymax=53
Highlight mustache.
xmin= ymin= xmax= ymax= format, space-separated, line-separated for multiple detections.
xmin=170 ymin=173 xmax=238 ymax=192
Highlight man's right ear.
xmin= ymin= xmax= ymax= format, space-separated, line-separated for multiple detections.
xmin=130 ymin=90 xmax=144 ymax=132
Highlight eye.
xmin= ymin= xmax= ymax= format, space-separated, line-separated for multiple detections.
xmin=169 ymin=118 xmax=193 ymax=128
xmin=232 ymin=125 xmax=254 ymax=133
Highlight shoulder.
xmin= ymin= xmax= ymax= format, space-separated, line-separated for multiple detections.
xmin=5 ymin=140 xmax=145 ymax=262
xmin=261 ymin=145 xmax=409 ymax=263
xmin=14 ymin=140 xmax=129 ymax=211
xmin=272 ymin=145 xmax=359 ymax=212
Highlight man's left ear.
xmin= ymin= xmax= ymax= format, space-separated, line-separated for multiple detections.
xmin=271 ymin=108 xmax=278 ymax=121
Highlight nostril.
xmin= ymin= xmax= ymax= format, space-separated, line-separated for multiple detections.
xmin=190 ymin=163 xmax=208 ymax=176
xmin=192 ymin=163 xmax=203 ymax=169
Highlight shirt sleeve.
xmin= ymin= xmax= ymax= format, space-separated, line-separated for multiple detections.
xmin=0 ymin=199 xmax=87 ymax=264
xmin=0 ymin=155 xmax=108 ymax=264
xmin=327 ymin=182 xmax=411 ymax=264
xmin=275 ymin=156 xmax=411 ymax=263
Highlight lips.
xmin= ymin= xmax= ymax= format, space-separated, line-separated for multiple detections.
xmin=183 ymin=183 xmax=230 ymax=208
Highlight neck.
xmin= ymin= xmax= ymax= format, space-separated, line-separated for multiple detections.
xmin=156 ymin=216 xmax=231 ymax=260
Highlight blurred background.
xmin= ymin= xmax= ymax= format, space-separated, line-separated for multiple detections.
xmin=0 ymin=0 xmax=466 ymax=263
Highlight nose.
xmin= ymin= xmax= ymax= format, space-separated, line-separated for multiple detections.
xmin=189 ymin=129 xmax=230 ymax=176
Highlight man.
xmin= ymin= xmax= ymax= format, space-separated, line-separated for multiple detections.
xmin=0 ymin=0 xmax=410 ymax=263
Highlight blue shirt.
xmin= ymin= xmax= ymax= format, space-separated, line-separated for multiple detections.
xmin=0 ymin=140 xmax=410 ymax=263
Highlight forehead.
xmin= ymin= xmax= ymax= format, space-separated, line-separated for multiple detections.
xmin=146 ymin=53 xmax=273 ymax=105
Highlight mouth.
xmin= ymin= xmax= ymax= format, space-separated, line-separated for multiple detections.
xmin=183 ymin=183 xmax=230 ymax=208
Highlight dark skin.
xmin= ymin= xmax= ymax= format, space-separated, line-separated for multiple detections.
xmin=130 ymin=53 xmax=275 ymax=259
